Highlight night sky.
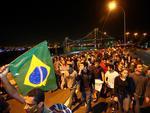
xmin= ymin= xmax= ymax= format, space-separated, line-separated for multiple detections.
xmin=0 ymin=0 xmax=149 ymax=46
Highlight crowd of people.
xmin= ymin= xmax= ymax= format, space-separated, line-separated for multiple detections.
xmin=0 ymin=47 xmax=150 ymax=113
xmin=53 ymin=47 xmax=150 ymax=113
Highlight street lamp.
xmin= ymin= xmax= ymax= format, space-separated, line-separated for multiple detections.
xmin=125 ymin=32 xmax=130 ymax=43
xmin=104 ymin=32 xmax=107 ymax=35
xmin=108 ymin=1 xmax=117 ymax=10
xmin=133 ymin=32 xmax=138 ymax=44
xmin=134 ymin=32 xmax=138 ymax=37
xmin=143 ymin=33 xmax=147 ymax=37
xmin=125 ymin=32 xmax=130 ymax=35
xmin=108 ymin=1 xmax=126 ymax=44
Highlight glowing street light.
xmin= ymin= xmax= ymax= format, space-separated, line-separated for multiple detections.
xmin=143 ymin=33 xmax=147 ymax=37
xmin=125 ymin=32 xmax=130 ymax=42
xmin=104 ymin=32 xmax=107 ymax=35
xmin=108 ymin=1 xmax=126 ymax=44
xmin=108 ymin=1 xmax=117 ymax=10
xmin=125 ymin=32 xmax=130 ymax=36
xmin=134 ymin=32 xmax=138 ymax=37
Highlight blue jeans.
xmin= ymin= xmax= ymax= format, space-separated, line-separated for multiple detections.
xmin=118 ymin=94 xmax=130 ymax=113
xmin=81 ymin=88 xmax=93 ymax=113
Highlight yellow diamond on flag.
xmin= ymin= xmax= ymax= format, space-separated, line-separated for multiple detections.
xmin=24 ymin=55 xmax=50 ymax=87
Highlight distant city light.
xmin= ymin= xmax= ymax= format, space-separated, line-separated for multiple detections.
xmin=104 ymin=32 xmax=107 ymax=35
xmin=134 ymin=32 xmax=138 ymax=36
xmin=143 ymin=33 xmax=147 ymax=36
xmin=125 ymin=32 xmax=130 ymax=35
xmin=0 ymin=49 xmax=4 ymax=53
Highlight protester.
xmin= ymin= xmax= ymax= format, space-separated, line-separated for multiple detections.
xmin=53 ymin=57 xmax=61 ymax=88
xmin=66 ymin=65 xmax=77 ymax=89
xmin=105 ymin=64 xmax=119 ymax=97
xmin=92 ymin=61 xmax=105 ymax=102
xmin=77 ymin=62 xmax=95 ymax=113
xmin=114 ymin=68 xmax=134 ymax=113
xmin=130 ymin=63 xmax=149 ymax=113
xmin=59 ymin=59 xmax=69 ymax=89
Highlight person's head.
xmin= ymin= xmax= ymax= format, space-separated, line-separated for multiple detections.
xmin=79 ymin=62 xmax=88 ymax=73
xmin=135 ymin=63 xmax=143 ymax=74
xmin=24 ymin=88 xmax=45 ymax=113
xmin=121 ymin=68 xmax=129 ymax=78
xmin=117 ymin=62 xmax=124 ymax=72
xmin=94 ymin=61 xmax=99 ymax=68
xmin=107 ymin=64 xmax=114 ymax=71
xmin=68 ymin=65 xmax=74 ymax=74
xmin=61 ymin=59 xmax=66 ymax=65
xmin=0 ymin=96 xmax=10 ymax=113
xmin=67 ymin=57 xmax=71 ymax=61
xmin=102 ymin=58 xmax=107 ymax=64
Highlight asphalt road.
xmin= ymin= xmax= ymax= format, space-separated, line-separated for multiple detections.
xmin=131 ymin=49 xmax=150 ymax=66
xmin=7 ymin=89 xmax=106 ymax=113
xmin=7 ymin=88 xmax=150 ymax=113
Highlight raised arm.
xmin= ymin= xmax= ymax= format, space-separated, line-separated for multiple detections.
xmin=0 ymin=65 xmax=25 ymax=104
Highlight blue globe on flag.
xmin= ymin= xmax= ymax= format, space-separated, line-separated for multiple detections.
xmin=29 ymin=66 xmax=48 ymax=84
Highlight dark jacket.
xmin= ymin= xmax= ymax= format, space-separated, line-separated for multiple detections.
xmin=77 ymin=69 xmax=95 ymax=92
xmin=114 ymin=76 xmax=135 ymax=98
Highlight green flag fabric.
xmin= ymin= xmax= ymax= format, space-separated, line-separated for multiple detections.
xmin=9 ymin=41 xmax=57 ymax=95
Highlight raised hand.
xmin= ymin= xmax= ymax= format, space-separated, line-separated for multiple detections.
xmin=0 ymin=64 xmax=9 ymax=78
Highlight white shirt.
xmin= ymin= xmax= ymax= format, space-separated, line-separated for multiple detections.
xmin=105 ymin=70 xmax=119 ymax=89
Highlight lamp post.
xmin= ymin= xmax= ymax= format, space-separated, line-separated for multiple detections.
xmin=108 ymin=1 xmax=126 ymax=44
xmin=133 ymin=32 xmax=138 ymax=44
xmin=125 ymin=32 xmax=130 ymax=43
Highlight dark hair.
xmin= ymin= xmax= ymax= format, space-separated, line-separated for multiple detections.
xmin=107 ymin=64 xmax=114 ymax=69
xmin=83 ymin=62 xmax=88 ymax=67
xmin=121 ymin=67 xmax=128 ymax=72
xmin=27 ymin=88 xmax=45 ymax=104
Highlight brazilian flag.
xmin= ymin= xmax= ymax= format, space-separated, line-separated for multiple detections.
xmin=9 ymin=41 xmax=57 ymax=95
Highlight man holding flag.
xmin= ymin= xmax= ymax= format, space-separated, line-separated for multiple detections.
xmin=0 ymin=41 xmax=72 ymax=113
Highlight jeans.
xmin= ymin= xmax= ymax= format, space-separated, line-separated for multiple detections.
xmin=118 ymin=94 xmax=130 ymax=113
xmin=81 ymin=87 xmax=93 ymax=113
xmin=133 ymin=95 xmax=144 ymax=113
